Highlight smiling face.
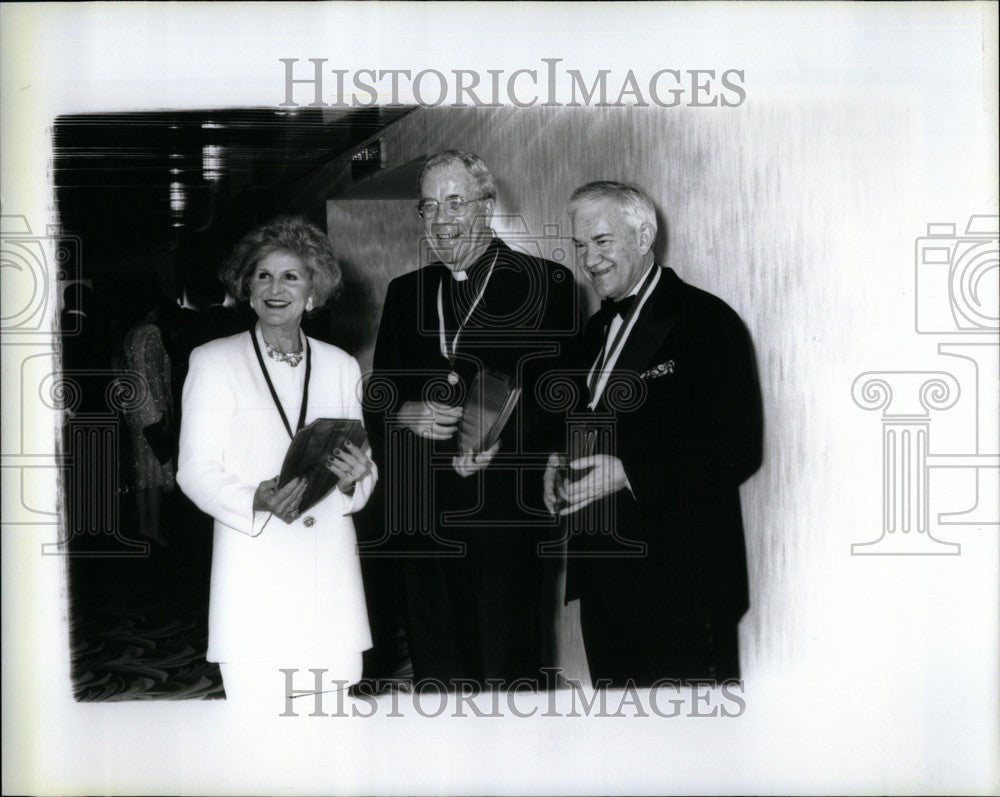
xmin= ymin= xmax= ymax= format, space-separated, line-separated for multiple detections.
xmin=248 ymin=250 xmax=314 ymax=334
xmin=420 ymin=161 xmax=495 ymax=270
xmin=571 ymin=197 xmax=655 ymax=300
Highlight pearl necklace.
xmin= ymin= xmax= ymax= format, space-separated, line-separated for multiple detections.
xmin=264 ymin=339 xmax=303 ymax=367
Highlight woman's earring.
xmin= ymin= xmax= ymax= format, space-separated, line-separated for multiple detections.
xmin=306 ymin=296 xmax=314 ymax=313
xmin=249 ymin=298 xmax=256 ymax=311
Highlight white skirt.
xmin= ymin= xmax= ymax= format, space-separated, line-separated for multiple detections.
xmin=219 ymin=653 xmax=363 ymax=714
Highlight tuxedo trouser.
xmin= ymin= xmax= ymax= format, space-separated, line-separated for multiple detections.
xmin=580 ymin=595 xmax=740 ymax=688
xmin=401 ymin=555 xmax=543 ymax=688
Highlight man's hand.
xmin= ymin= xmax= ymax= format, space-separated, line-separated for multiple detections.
xmin=453 ymin=441 xmax=500 ymax=477
xmin=253 ymin=476 xmax=308 ymax=524
xmin=557 ymin=454 xmax=628 ymax=516
xmin=543 ymin=451 xmax=566 ymax=516
xmin=397 ymin=400 xmax=463 ymax=440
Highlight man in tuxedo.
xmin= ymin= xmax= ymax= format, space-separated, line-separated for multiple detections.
xmin=364 ymin=150 xmax=578 ymax=688
xmin=544 ymin=181 xmax=763 ymax=687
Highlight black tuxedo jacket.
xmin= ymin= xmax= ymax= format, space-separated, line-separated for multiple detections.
xmin=565 ymin=267 xmax=763 ymax=621
xmin=365 ymin=237 xmax=579 ymax=563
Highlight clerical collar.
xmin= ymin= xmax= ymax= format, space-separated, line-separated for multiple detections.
xmin=449 ymin=234 xmax=497 ymax=281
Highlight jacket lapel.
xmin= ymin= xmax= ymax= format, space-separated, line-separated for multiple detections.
xmin=595 ymin=267 xmax=681 ymax=411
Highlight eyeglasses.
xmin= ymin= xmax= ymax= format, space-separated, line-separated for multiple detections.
xmin=416 ymin=195 xmax=489 ymax=219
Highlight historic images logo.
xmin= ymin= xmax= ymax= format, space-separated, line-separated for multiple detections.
xmin=279 ymin=59 xmax=747 ymax=109
xmin=277 ymin=668 xmax=746 ymax=720
xmin=851 ymin=216 xmax=999 ymax=555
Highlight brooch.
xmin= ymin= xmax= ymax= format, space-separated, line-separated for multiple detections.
xmin=303 ymin=516 xmax=316 ymax=528
xmin=640 ymin=360 xmax=675 ymax=380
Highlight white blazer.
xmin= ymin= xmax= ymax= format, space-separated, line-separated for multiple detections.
xmin=177 ymin=328 xmax=374 ymax=664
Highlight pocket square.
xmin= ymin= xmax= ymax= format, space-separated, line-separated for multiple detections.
xmin=639 ymin=360 xmax=675 ymax=380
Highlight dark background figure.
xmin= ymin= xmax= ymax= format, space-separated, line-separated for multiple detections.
xmin=364 ymin=151 xmax=579 ymax=689
xmin=58 ymin=280 xmax=116 ymax=554
xmin=59 ymin=281 xmax=103 ymax=385
xmin=64 ymin=274 xmax=221 ymax=702
xmin=120 ymin=282 xmax=178 ymax=547
xmin=182 ymin=269 xmax=244 ymax=348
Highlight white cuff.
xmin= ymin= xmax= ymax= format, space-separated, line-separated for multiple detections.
xmin=250 ymin=510 xmax=271 ymax=537
xmin=340 ymin=484 xmax=362 ymax=515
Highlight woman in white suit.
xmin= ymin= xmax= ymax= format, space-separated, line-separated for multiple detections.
xmin=177 ymin=216 xmax=375 ymax=707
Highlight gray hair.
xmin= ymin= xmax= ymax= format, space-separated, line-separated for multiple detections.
xmin=567 ymin=181 xmax=658 ymax=238
xmin=418 ymin=150 xmax=497 ymax=200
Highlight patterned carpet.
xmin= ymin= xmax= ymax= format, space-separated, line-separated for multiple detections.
xmin=71 ymin=590 xmax=225 ymax=702
xmin=69 ymin=538 xmax=225 ymax=702
xmin=67 ymin=512 xmax=412 ymax=701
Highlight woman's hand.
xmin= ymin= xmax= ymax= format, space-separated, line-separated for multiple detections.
xmin=396 ymin=400 xmax=463 ymax=440
xmin=326 ymin=441 xmax=374 ymax=494
xmin=254 ymin=476 xmax=308 ymax=523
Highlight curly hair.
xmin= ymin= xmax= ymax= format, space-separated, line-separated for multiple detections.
xmin=219 ymin=216 xmax=342 ymax=313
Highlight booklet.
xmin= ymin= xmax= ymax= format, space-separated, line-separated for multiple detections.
xmin=278 ymin=418 xmax=368 ymax=513
xmin=553 ymin=426 xmax=599 ymax=514
xmin=458 ymin=367 xmax=522 ymax=455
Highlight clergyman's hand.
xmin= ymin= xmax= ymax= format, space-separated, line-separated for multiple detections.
xmin=452 ymin=441 xmax=500 ymax=478
xmin=397 ymin=400 xmax=463 ymax=440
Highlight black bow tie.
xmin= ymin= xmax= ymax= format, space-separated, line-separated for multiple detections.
xmin=600 ymin=294 xmax=636 ymax=320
